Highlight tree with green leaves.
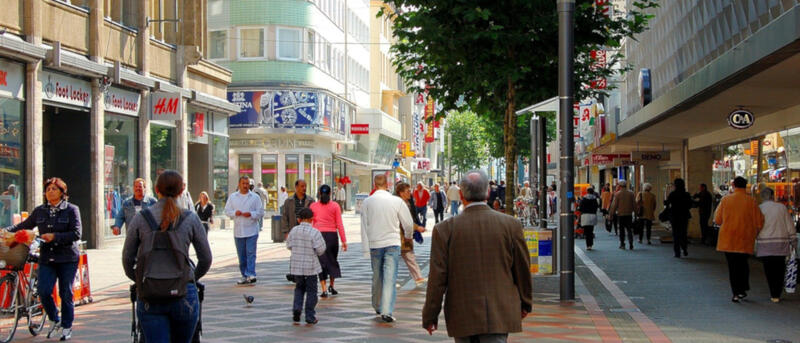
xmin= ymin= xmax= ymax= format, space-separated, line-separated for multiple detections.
xmin=383 ymin=0 xmax=656 ymax=213
xmin=444 ymin=110 xmax=490 ymax=178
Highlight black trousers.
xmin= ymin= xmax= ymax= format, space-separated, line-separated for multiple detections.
xmin=671 ymin=218 xmax=689 ymax=256
xmin=583 ymin=226 xmax=595 ymax=247
xmin=618 ymin=215 xmax=633 ymax=245
xmin=761 ymin=256 xmax=786 ymax=299
xmin=638 ymin=219 xmax=652 ymax=242
xmin=699 ymin=213 xmax=711 ymax=244
xmin=433 ymin=208 xmax=444 ymax=223
xmin=725 ymin=252 xmax=751 ymax=296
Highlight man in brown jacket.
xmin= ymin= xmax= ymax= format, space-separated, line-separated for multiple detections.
xmin=422 ymin=170 xmax=532 ymax=342
xmin=609 ymin=180 xmax=636 ymax=250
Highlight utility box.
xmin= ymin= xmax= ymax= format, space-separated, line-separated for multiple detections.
xmin=271 ymin=215 xmax=284 ymax=243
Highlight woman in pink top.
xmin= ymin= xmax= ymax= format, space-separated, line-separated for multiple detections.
xmin=310 ymin=184 xmax=347 ymax=297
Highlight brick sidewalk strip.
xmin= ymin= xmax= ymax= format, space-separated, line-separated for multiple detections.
xmin=7 ymin=236 xmax=648 ymax=342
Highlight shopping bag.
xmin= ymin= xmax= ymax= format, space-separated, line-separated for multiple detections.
xmin=785 ymin=251 xmax=797 ymax=294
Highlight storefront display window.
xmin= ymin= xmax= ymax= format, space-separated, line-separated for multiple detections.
xmin=286 ymin=154 xmax=299 ymax=193
xmin=212 ymin=136 xmax=229 ymax=210
xmin=0 ymin=98 xmax=24 ymax=227
xmin=239 ymin=154 xmax=254 ymax=179
xmin=103 ymin=114 xmax=138 ymax=237
xmin=261 ymin=154 xmax=278 ymax=210
xmin=304 ymin=155 xmax=313 ymax=193
xmin=150 ymin=123 xmax=176 ymax=189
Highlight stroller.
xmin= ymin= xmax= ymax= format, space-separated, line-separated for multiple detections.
xmin=130 ymin=282 xmax=205 ymax=343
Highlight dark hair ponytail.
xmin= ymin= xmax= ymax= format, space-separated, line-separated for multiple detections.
xmin=319 ymin=184 xmax=332 ymax=204
xmin=156 ymin=170 xmax=183 ymax=231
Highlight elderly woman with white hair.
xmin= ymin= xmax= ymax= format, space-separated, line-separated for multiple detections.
xmin=756 ymin=187 xmax=797 ymax=303
xmin=635 ymin=183 xmax=657 ymax=245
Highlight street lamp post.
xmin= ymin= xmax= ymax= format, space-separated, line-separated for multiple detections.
xmin=558 ymin=0 xmax=576 ymax=301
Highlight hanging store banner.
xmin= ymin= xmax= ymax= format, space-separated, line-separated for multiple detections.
xmin=150 ymin=91 xmax=182 ymax=121
xmin=350 ymin=123 xmax=369 ymax=135
xmin=424 ymin=97 xmax=435 ymax=143
xmin=0 ymin=60 xmax=24 ymax=101
xmin=104 ymin=87 xmax=141 ymax=116
xmin=590 ymin=50 xmax=608 ymax=89
xmin=40 ymin=71 xmax=91 ymax=108
xmin=412 ymin=110 xmax=423 ymax=153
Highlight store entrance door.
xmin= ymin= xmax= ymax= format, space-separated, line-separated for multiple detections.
xmin=43 ymin=105 xmax=91 ymax=242
xmin=188 ymin=142 xmax=210 ymax=204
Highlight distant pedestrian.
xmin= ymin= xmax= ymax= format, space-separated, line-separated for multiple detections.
xmin=429 ymin=184 xmax=447 ymax=224
xmin=394 ymin=182 xmax=427 ymax=286
xmin=423 ymin=170 xmax=532 ymax=342
xmin=579 ymin=188 xmax=600 ymax=250
xmin=635 ymin=183 xmax=656 ymax=244
xmin=194 ymin=191 xmax=215 ymax=233
xmin=309 ymin=184 xmax=347 ymax=298
xmin=665 ymin=178 xmax=693 ymax=257
xmin=756 ymin=187 xmax=796 ymax=303
xmin=360 ymin=174 xmax=415 ymax=322
xmin=609 ymin=180 xmax=636 ymax=250
xmin=488 ymin=181 xmax=499 ymax=206
xmin=253 ymin=182 xmax=270 ymax=212
xmin=334 ymin=183 xmax=347 ymax=211
xmin=446 ymin=182 xmax=461 ymax=216
xmin=715 ymin=176 xmax=765 ymax=303
xmin=112 ymin=178 xmax=157 ymax=236
xmin=601 ymin=184 xmax=612 ymax=231
xmin=520 ymin=181 xmax=532 ymax=199
xmin=693 ymin=183 xmax=713 ymax=245
xmin=413 ymin=183 xmax=430 ymax=227
xmin=287 ymin=208 xmax=326 ymax=324
xmin=178 ymin=183 xmax=193 ymax=210
xmin=278 ymin=186 xmax=289 ymax=209
xmin=498 ymin=180 xmax=507 ymax=206
xmin=224 ymin=176 xmax=265 ymax=285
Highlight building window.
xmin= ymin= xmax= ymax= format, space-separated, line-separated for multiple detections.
xmin=285 ymin=154 xmax=299 ymax=193
xmin=0 ymin=97 xmax=25 ymax=228
xmin=306 ymin=31 xmax=315 ymax=63
xmin=150 ymin=123 xmax=176 ymax=191
xmin=103 ymin=114 xmax=138 ymax=237
xmin=211 ymin=136 xmax=229 ymax=210
xmin=106 ymin=0 xmax=139 ymax=29
xmin=277 ymin=27 xmax=302 ymax=61
xmin=209 ymin=30 xmax=227 ymax=60
xmin=238 ymin=154 xmax=254 ymax=179
xmin=261 ymin=154 xmax=278 ymax=210
xmin=304 ymin=155 xmax=312 ymax=194
xmin=239 ymin=28 xmax=264 ymax=59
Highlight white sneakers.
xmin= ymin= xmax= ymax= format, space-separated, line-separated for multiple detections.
xmin=60 ymin=327 xmax=72 ymax=341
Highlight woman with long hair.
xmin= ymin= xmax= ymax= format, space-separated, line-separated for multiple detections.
xmin=666 ymin=178 xmax=693 ymax=258
xmin=194 ymin=191 xmax=215 ymax=233
xmin=5 ymin=177 xmax=81 ymax=340
xmin=394 ymin=182 xmax=427 ymax=286
xmin=309 ymin=184 xmax=347 ymax=297
xmin=122 ymin=170 xmax=212 ymax=342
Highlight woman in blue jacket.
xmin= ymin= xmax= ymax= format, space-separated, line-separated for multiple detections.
xmin=6 ymin=177 xmax=81 ymax=340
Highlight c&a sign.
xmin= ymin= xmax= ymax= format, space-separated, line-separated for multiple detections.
xmin=150 ymin=92 xmax=182 ymax=121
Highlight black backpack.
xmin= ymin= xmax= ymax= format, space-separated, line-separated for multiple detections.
xmin=135 ymin=208 xmax=194 ymax=303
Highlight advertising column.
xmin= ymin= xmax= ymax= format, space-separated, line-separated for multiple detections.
xmin=0 ymin=59 xmax=25 ymax=227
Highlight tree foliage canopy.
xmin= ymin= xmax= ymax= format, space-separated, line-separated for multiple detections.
xmin=444 ymin=110 xmax=490 ymax=175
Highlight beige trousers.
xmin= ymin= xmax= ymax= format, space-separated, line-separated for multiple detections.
xmin=401 ymin=250 xmax=424 ymax=281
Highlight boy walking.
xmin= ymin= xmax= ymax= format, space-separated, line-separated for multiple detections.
xmin=286 ymin=208 xmax=326 ymax=324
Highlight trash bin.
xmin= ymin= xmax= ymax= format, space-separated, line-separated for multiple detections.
xmin=271 ymin=215 xmax=284 ymax=243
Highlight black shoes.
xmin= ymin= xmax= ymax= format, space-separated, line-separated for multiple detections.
xmin=619 ymin=244 xmax=625 ymax=250
xmin=683 ymin=250 xmax=688 ymax=257
xmin=320 ymin=292 xmax=328 ymax=298
xmin=629 ymin=243 xmax=634 ymax=250
xmin=381 ymin=315 xmax=395 ymax=323
xmin=293 ymin=311 xmax=301 ymax=322
xmin=306 ymin=318 xmax=319 ymax=325
xmin=328 ymin=286 xmax=338 ymax=295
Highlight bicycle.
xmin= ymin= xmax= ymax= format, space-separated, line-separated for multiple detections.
xmin=0 ymin=238 xmax=47 ymax=342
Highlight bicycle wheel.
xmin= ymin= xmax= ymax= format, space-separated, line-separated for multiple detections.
xmin=26 ymin=268 xmax=45 ymax=336
xmin=0 ymin=274 xmax=20 ymax=343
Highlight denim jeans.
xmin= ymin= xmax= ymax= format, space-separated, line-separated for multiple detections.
xmin=137 ymin=283 xmax=199 ymax=343
xmin=38 ymin=262 xmax=78 ymax=328
xmin=370 ymin=246 xmax=400 ymax=316
xmin=293 ymin=275 xmax=318 ymax=321
xmin=450 ymin=200 xmax=460 ymax=216
xmin=415 ymin=206 xmax=427 ymax=227
xmin=234 ymin=234 xmax=258 ymax=277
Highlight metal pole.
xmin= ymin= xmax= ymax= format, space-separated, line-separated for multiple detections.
xmin=558 ymin=0 xmax=575 ymax=301
xmin=448 ymin=132 xmax=452 ymax=183
xmin=538 ymin=117 xmax=547 ymax=231
xmin=530 ymin=117 xmax=538 ymax=193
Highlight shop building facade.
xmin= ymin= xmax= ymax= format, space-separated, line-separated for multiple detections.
xmin=0 ymin=0 xmax=238 ymax=248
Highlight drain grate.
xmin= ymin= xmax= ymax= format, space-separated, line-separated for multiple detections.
xmin=608 ymin=308 xmax=640 ymax=313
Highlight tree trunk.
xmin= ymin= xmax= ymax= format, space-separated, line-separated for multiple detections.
xmin=504 ymin=78 xmax=516 ymax=215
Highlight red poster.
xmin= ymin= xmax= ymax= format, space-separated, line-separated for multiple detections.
xmin=104 ymin=145 xmax=115 ymax=184
xmin=424 ymin=98 xmax=435 ymax=143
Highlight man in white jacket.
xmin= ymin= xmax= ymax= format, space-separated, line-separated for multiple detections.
xmin=360 ymin=173 xmax=415 ymax=323
xmin=225 ymin=176 xmax=265 ymax=285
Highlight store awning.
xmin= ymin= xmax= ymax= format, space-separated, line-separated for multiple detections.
xmin=516 ymin=97 xmax=558 ymax=115
xmin=332 ymin=154 xmax=376 ymax=168
xmin=190 ymin=90 xmax=241 ymax=115
xmin=396 ymin=166 xmax=411 ymax=178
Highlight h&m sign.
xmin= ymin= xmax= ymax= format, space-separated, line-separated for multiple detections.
xmin=150 ymin=92 xmax=182 ymax=121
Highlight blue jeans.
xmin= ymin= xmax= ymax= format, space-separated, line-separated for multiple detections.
xmin=38 ymin=262 xmax=78 ymax=328
xmin=235 ymin=234 xmax=258 ymax=277
xmin=293 ymin=275 xmax=318 ymax=321
xmin=370 ymin=246 xmax=400 ymax=316
xmin=450 ymin=200 xmax=460 ymax=216
xmin=137 ymin=283 xmax=199 ymax=343
xmin=415 ymin=206 xmax=427 ymax=227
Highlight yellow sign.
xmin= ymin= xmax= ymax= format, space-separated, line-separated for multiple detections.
xmin=600 ymin=133 xmax=616 ymax=145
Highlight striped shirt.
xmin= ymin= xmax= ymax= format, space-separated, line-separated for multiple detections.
xmin=286 ymin=222 xmax=326 ymax=276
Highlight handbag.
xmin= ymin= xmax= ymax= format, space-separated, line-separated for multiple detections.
xmin=658 ymin=206 xmax=671 ymax=223
xmin=580 ymin=213 xmax=597 ymax=226
xmin=785 ymin=250 xmax=797 ymax=294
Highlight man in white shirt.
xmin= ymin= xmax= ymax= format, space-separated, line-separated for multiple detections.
xmin=446 ymin=182 xmax=461 ymax=216
xmin=278 ymin=186 xmax=289 ymax=209
xmin=225 ymin=176 xmax=265 ymax=285
xmin=335 ymin=183 xmax=347 ymax=211
xmin=360 ymin=173 xmax=415 ymax=322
